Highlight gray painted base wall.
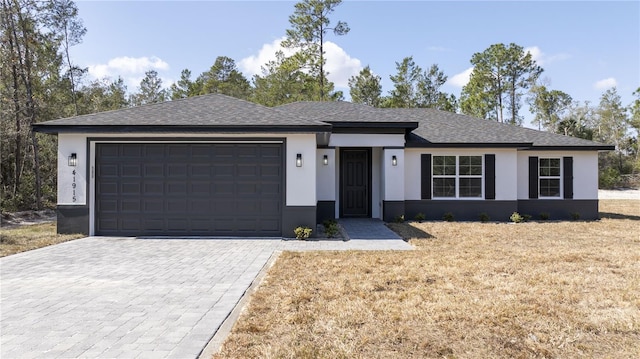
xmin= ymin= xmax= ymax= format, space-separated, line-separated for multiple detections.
xmin=57 ymin=205 xmax=89 ymax=235
xmin=316 ymin=201 xmax=336 ymax=223
xmin=282 ymin=206 xmax=316 ymax=238
xmin=403 ymin=200 xmax=599 ymax=221
xmin=517 ymin=200 xmax=599 ymax=220
xmin=405 ymin=200 xmax=517 ymax=221
xmin=383 ymin=201 xmax=405 ymax=222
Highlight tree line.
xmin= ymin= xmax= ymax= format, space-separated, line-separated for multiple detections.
xmin=1 ymin=0 xmax=638 ymax=211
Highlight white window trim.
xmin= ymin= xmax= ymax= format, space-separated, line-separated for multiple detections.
xmin=539 ymin=157 xmax=563 ymax=199
xmin=432 ymin=155 xmax=484 ymax=200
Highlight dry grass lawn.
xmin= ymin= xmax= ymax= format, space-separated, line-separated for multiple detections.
xmin=0 ymin=222 xmax=84 ymax=257
xmin=215 ymin=200 xmax=639 ymax=358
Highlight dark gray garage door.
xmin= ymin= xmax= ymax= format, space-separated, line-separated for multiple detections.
xmin=96 ymin=143 xmax=283 ymax=236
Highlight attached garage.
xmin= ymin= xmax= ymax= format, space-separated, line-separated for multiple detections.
xmin=95 ymin=142 xmax=283 ymax=237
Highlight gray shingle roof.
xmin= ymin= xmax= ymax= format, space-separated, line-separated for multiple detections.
xmin=34 ymin=94 xmax=612 ymax=150
xmin=276 ymin=102 xmax=613 ymax=149
xmin=34 ymin=94 xmax=326 ymax=128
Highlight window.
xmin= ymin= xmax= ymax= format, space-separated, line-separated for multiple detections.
xmin=433 ymin=155 xmax=483 ymax=198
xmin=539 ymin=158 xmax=561 ymax=197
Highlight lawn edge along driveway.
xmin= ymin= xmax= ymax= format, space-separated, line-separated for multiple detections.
xmin=1 ymin=236 xmax=412 ymax=358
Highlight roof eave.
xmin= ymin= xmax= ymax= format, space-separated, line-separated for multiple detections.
xmin=525 ymin=145 xmax=616 ymax=151
xmin=32 ymin=124 xmax=332 ymax=134
xmin=405 ymin=142 xmax=533 ymax=148
xmin=327 ymin=121 xmax=419 ymax=130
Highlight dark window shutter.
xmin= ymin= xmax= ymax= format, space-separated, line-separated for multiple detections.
xmin=563 ymin=157 xmax=573 ymax=199
xmin=529 ymin=156 xmax=538 ymax=199
xmin=485 ymin=154 xmax=496 ymax=199
xmin=421 ymin=154 xmax=432 ymax=199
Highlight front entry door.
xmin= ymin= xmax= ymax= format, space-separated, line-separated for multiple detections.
xmin=340 ymin=149 xmax=371 ymax=217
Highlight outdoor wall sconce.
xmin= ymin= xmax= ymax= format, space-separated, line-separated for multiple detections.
xmin=68 ymin=153 xmax=77 ymax=167
xmin=296 ymin=153 xmax=303 ymax=167
xmin=391 ymin=155 xmax=398 ymax=166
xmin=323 ymin=155 xmax=329 ymax=165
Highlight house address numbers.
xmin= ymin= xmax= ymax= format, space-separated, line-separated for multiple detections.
xmin=71 ymin=169 xmax=77 ymax=203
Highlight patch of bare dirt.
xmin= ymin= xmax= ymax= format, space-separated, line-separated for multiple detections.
xmin=1 ymin=209 xmax=56 ymax=229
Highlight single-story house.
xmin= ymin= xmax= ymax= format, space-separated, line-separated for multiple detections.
xmin=33 ymin=94 xmax=613 ymax=237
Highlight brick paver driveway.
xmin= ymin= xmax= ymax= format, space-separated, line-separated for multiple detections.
xmin=1 ymin=235 xmax=411 ymax=358
xmin=1 ymin=237 xmax=280 ymax=358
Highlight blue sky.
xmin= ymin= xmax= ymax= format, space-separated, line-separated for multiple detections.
xmin=73 ymin=1 xmax=639 ymax=126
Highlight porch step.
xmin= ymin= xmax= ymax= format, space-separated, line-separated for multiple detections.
xmin=338 ymin=218 xmax=402 ymax=240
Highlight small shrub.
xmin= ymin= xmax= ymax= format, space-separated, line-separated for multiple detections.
xmin=294 ymin=226 xmax=313 ymax=240
xmin=478 ymin=212 xmax=490 ymax=222
xmin=394 ymin=214 xmax=405 ymax=223
xmin=442 ymin=212 xmax=455 ymax=222
xmin=539 ymin=212 xmax=550 ymax=221
xmin=510 ymin=212 xmax=524 ymax=223
xmin=522 ymin=214 xmax=532 ymax=222
xmin=322 ymin=219 xmax=339 ymax=238
xmin=414 ymin=212 xmax=426 ymax=222
xmin=570 ymin=212 xmax=581 ymax=220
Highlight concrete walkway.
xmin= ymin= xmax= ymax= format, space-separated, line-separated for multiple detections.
xmin=1 ymin=235 xmax=411 ymax=359
xmin=338 ymin=218 xmax=403 ymax=240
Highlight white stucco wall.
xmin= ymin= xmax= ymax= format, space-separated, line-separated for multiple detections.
xmin=329 ymin=133 xmax=404 ymax=147
xmin=57 ymin=133 xmax=88 ymax=205
xmin=286 ymin=134 xmax=317 ymax=206
xmin=517 ymin=151 xmax=599 ymax=200
xmin=404 ymin=148 xmax=518 ymax=200
xmin=316 ymin=148 xmax=336 ymax=201
xmin=383 ymin=149 xmax=405 ymax=201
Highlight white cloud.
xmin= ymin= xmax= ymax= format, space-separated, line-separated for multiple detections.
xmin=323 ymin=41 xmax=362 ymax=88
xmin=448 ymin=67 xmax=473 ymax=88
xmin=594 ymin=77 xmax=617 ymax=90
xmin=238 ymin=38 xmax=362 ymax=88
xmin=87 ymin=56 xmax=170 ymax=89
xmin=524 ymin=46 xmax=570 ymax=66
xmin=238 ymin=37 xmax=296 ymax=77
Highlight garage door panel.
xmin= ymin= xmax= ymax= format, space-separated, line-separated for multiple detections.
xmin=213 ymin=145 xmax=234 ymax=157
xmin=212 ymin=183 xmax=234 ymax=195
xmin=144 ymin=164 xmax=164 ymax=177
xmin=191 ymin=164 xmax=211 ymax=177
xmin=121 ymin=218 xmax=142 ymax=231
xmin=121 ymin=144 xmax=142 ymax=157
xmin=99 ymin=164 xmax=119 ymax=177
xmin=190 ymin=200 xmax=210 ymax=212
xmin=98 ymin=199 xmax=118 ymax=212
xmin=167 ymin=164 xmax=188 ymax=177
xmin=190 ymin=182 xmax=211 ymax=195
xmin=143 ymin=182 xmax=164 ymax=195
xmin=122 ymin=182 xmax=141 ymax=194
xmin=213 ymin=164 xmax=234 ymax=176
xmin=121 ymin=164 xmax=141 ymax=177
xmin=261 ymin=183 xmax=281 ymax=195
xmin=96 ymin=143 xmax=283 ymax=236
xmin=166 ymin=199 xmax=187 ymax=212
xmin=237 ymin=165 xmax=257 ymax=176
xmin=261 ymin=146 xmax=281 ymax=157
xmin=237 ymin=183 xmax=258 ymax=195
xmin=121 ymin=199 xmax=141 ymax=212
xmin=142 ymin=199 xmax=163 ymax=212
xmin=143 ymin=218 xmax=165 ymax=231
xmin=168 ymin=144 xmax=189 ymax=157
xmin=167 ymin=182 xmax=187 ymax=194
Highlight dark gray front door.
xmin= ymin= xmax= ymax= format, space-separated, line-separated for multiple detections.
xmin=96 ymin=143 xmax=283 ymax=237
xmin=340 ymin=149 xmax=371 ymax=217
